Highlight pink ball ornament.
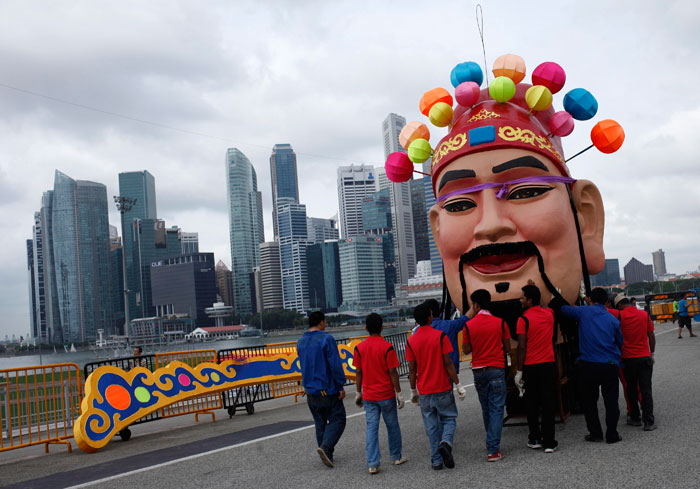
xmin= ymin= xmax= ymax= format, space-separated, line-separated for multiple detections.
xmin=385 ymin=152 xmax=414 ymax=183
xmin=549 ymin=111 xmax=575 ymax=137
xmin=532 ymin=62 xmax=566 ymax=94
xmin=455 ymin=81 xmax=481 ymax=107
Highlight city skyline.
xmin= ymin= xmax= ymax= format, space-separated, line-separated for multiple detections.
xmin=3 ymin=1 xmax=700 ymax=336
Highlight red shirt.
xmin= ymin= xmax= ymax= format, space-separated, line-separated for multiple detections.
xmin=606 ymin=307 xmax=621 ymax=320
xmin=406 ymin=325 xmax=453 ymax=394
xmin=354 ymin=336 xmax=400 ymax=401
xmin=463 ymin=311 xmax=511 ymax=368
xmin=619 ymin=306 xmax=654 ymax=359
xmin=516 ymin=306 xmax=555 ymax=365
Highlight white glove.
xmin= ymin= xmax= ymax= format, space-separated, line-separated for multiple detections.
xmin=455 ymin=383 xmax=466 ymax=400
xmin=354 ymin=391 xmax=363 ymax=407
xmin=396 ymin=391 xmax=405 ymax=409
xmin=410 ymin=388 xmax=419 ymax=405
xmin=515 ymin=370 xmax=525 ymax=398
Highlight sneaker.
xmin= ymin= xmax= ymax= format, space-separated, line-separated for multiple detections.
xmin=544 ymin=441 xmax=559 ymax=453
xmin=432 ymin=463 xmax=444 ymax=470
xmin=317 ymin=447 xmax=334 ymax=468
xmin=392 ymin=456 xmax=408 ymax=465
xmin=584 ymin=434 xmax=603 ymax=442
xmin=368 ymin=467 xmax=379 ymax=475
xmin=606 ymin=434 xmax=622 ymax=444
xmin=678 ymin=336 xmax=683 ymax=339
xmin=438 ymin=442 xmax=455 ymax=469
xmin=627 ymin=415 xmax=643 ymax=427
xmin=527 ymin=440 xmax=543 ymax=449
xmin=643 ymin=423 xmax=657 ymax=431
xmin=691 ymin=334 xmax=698 ymax=337
xmin=487 ymin=451 xmax=504 ymax=462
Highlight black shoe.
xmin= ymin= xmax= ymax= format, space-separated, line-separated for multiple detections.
xmin=432 ymin=463 xmax=444 ymax=470
xmin=584 ymin=434 xmax=603 ymax=442
xmin=627 ymin=415 xmax=643 ymax=427
xmin=527 ymin=440 xmax=543 ymax=449
xmin=606 ymin=434 xmax=622 ymax=444
xmin=643 ymin=423 xmax=657 ymax=431
xmin=438 ymin=442 xmax=455 ymax=469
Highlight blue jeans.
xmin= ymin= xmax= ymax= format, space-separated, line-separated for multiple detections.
xmin=419 ymin=389 xmax=458 ymax=465
xmin=364 ymin=398 xmax=402 ymax=468
xmin=473 ymin=368 xmax=506 ymax=455
xmin=307 ymin=394 xmax=346 ymax=460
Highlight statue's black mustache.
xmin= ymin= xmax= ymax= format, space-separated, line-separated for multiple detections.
xmin=459 ymin=241 xmax=539 ymax=264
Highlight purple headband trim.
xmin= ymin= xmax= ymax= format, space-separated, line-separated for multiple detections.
xmin=436 ymin=176 xmax=577 ymax=203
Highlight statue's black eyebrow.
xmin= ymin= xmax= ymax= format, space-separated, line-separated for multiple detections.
xmin=438 ymin=169 xmax=477 ymax=191
xmin=492 ymin=156 xmax=549 ymax=174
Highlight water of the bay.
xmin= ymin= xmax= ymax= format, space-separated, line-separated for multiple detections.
xmin=0 ymin=325 xmax=413 ymax=371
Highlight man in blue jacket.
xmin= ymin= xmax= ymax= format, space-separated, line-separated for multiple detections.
xmin=561 ymin=288 xmax=623 ymax=444
xmin=297 ymin=311 xmax=347 ymax=467
xmin=425 ymin=299 xmax=469 ymax=373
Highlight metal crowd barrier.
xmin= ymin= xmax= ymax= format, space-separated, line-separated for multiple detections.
xmin=0 ymin=363 xmax=82 ymax=453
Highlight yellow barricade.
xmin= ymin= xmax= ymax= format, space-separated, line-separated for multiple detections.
xmin=0 ymin=363 xmax=82 ymax=453
xmin=155 ymin=350 xmax=221 ymax=422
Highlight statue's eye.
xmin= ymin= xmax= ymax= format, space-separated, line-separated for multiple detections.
xmin=443 ymin=199 xmax=476 ymax=213
xmin=507 ymin=186 xmax=553 ymax=200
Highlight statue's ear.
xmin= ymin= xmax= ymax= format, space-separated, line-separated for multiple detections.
xmin=571 ymin=179 xmax=605 ymax=275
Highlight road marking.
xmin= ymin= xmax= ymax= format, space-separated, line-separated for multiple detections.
xmin=66 ymin=412 xmax=367 ymax=488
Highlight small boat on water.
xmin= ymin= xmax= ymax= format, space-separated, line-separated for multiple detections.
xmin=70 ymin=344 xmax=76 ymax=352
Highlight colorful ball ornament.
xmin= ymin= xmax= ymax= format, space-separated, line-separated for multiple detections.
xmin=532 ymin=62 xmax=566 ymax=94
xmin=492 ymin=54 xmax=526 ymax=84
xmin=591 ymin=119 xmax=625 ymax=154
xmin=450 ymin=61 xmax=484 ymax=88
xmin=399 ymin=121 xmax=431 ymax=150
xmin=549 ymin=111 xmax=575 ymax=137
xmin=455 ymin=81 xmax=481 ymax=107
xmin=420 ymin=88 xmax=453 ymax=117
xmin=525 ymin=85 xmax=553 ymax=112
xmin=385 ymin=152 xmax=414 ymax=182
xmin=489 ymin=76 xmax=516 ymax=103
xmin=429 ymin=102 xmax=454 ymax=127
xmin=407 ymin=138 xmax=432 ymax=164
xmin=563 ymin=88 xmax=598 ymax=121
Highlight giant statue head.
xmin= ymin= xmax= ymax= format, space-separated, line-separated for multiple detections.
xmin=387 ymin=56 xmax=623 ymax=318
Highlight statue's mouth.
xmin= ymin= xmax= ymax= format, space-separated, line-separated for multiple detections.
xmin=460 ymin=241 xmax=538 ymax=275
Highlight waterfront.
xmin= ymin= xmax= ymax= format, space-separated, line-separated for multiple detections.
xmin=0 ymin=324 xmax=412 ymax=371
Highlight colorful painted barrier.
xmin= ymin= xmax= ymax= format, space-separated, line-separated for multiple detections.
xmin=74 ymin=340 xmax=360 ymax=453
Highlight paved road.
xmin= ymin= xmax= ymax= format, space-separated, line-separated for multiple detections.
xmin=1 ymin=322 xmax=699 ymax=489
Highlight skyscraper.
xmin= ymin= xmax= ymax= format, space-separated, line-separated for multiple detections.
xmin=379 ymin=113 xmax=417 ymax=284
xmin=51 ymin=171 xmax=112 ymax=343
xmin=362 ymin=188 xmax=397 ymax=302
xmin=306 ymin=217 xmax=339 ymax=244
xmin=180 ymin=231 xmax=199 ymax=254
xmin=226 ymin=148 xmax=264 ymax=317
xmin=277 ymin=198 xmax=309 ymax=313
xmin=411 ymin=179 xmax=431 ymax=263
xmin=421 ymin=170 xmax=443 ymax=276
xmin=591 ymin=258 xmax=621 ymax=287
xmin=306 ymin=241 xmax=343 ymax=311
xmin=270 ymin=144 xmax=300 ymax=240
xmin=624 ymin=257 xmax=654 ymax=284
xmin=215 ymin=260 xmax=235 ymax=309
xmin=259 ymin=241 xmax=283 ymax=311
xmin=118 ymin=171 xmax=157 ymax=320
xmin=339 ymin=236 xmax=387 ymax=310
xmin=30 ymin=212 xmax=47 ymax=341
xmin=337 ymin=164 xmax=376 ymax=238
xmin=26 ymin=239 xmax=38 ymax=340
xmin=39 ymin=191 xmax=62 ymax=342
xmin=652 ymin=249 xmax=667 ymax=277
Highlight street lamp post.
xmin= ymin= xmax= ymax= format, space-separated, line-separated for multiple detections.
xmin=114 ymin=196 xmax=136 ymax=340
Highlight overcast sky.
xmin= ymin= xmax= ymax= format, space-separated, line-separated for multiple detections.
xmin=1 ymin=0 xmax=699 ymax=338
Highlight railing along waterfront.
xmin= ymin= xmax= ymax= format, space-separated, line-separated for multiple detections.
xmin=0 ymin=363 xmax=82 ymax=453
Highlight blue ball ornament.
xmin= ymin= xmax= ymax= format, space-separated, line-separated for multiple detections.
xmin=563 ymin=88 xmax=598 ymax=121
xmin=450 ymin=62 xmax=484 ymax=88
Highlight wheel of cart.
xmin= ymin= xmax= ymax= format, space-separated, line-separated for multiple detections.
xmin=245 ymin=402 xmax=255 ymax=415
xmin=228 ymin=406 xmax=236 ymax=418
xmin=119 ymin=428 xmax=132 ymax=441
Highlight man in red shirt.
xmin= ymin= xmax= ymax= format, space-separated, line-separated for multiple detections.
xmin=407 ymin=302 xmax=466 ymax=470
xmin=515 ymin=284 xmax=558 ymax=453
xmin=462 ymin=289 xmax=511 ymax=462
xmin=614 ymin=293 xmax=656 ymax=431
xmin=354 ymin=313 xmax=406 ymax=474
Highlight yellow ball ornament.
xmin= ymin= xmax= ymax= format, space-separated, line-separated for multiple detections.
xmin=428 ymin=102 xmax=454 ymax=127
xmin=525 ymin=85 xmax=553 ymax=112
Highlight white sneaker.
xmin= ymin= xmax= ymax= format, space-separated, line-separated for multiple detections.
xmin=368 ymin=467 xmax=379 ymax=474
xmin=392 ymin=456 xmax=408 ymax=465
xmin=544 ymin=447 xmax=557 ymax=453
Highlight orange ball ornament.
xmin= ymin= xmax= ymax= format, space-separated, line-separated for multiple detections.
xmin=492 ymin=54 xmax=526 ymax=84
xmin=591 ymin=119 xmax=625 ymax=154
xmin=399 ymin=121 xmax=431 ymax=150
